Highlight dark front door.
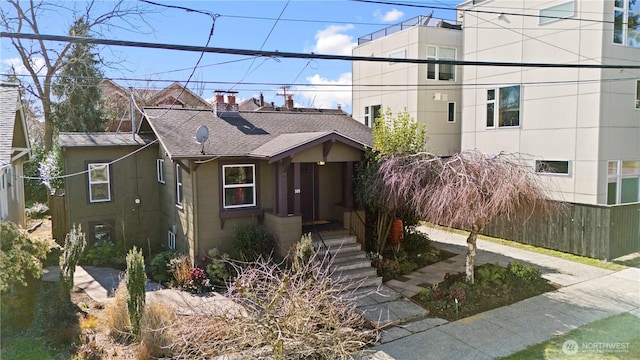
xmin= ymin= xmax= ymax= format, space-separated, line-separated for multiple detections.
xmin=300 ymin=163 xmax=318 ymax=221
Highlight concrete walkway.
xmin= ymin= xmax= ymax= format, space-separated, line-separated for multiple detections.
xmin=362 ymin=225 xmax=640 ymax=359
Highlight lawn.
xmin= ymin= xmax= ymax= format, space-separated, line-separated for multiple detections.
xmin=499 ymin=313 xmax=640 ymax=359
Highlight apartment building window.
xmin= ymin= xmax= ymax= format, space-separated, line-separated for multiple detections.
xmin=614 ymin=0 xmax=640 ymax=47
xmin=539 ymin=1 xmax=575 ymax=24
xmin=175 ymin=164 xmax=183 ymax=207
xmin=535 ymin=160 xmax=570 ymax=175
xmin=608 ymin=160 xmax=640 ymax=204
xmin=222 ymin=164 xmax=256 ymax=209
xmin=157 ymin=158 xmax=165 ymax=184
xmin=426 ymin=46 xmax=456 ymax=81
xmin=88 ymin=163 xmax=111 ymax=203
xmin=364 ymin=105 xmax=381 ymax=127
xmin=486 ymin=86 xmax=521 ymax=128
xmin=636 ymin=80 xmax=640 ymax=110
xmin=388 ymin=49 xmax=406 ymax=64
xmin=447 ymin=102 xmax=456 ymax=122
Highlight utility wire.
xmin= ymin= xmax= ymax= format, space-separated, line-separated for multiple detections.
xmin=3 ymin=32 xmax=639 ymax=70
xmin=350 ymin=0 xmax=613 ymax=24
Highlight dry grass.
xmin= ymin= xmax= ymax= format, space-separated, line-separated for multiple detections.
xmin=169 ymin=251 xmax=379 ymax=359
xmin=102 ymin=282 xmax=132 ymax=343
xmin=137 ymin=302 xmax=176 ymax=359
xmin=170 ymin=255 xmax=192 ymax=288
xmin=80 ymin=314 xmax=99 ymax=331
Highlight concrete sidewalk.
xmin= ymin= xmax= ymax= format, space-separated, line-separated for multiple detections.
xmin=363 ymin=226 xmax=640 ymax=359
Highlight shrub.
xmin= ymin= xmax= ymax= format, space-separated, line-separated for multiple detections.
xmin=398 ymin=258 xmax=419 ymax=275
xmin=476 ymin=263 xmax=508 ymax=288
xmin=103 ymin=282 xmax=131 ymax=343
xmin=292 ymin=233 xmax=314 ymax=274
xmin=187 ymin=267 xmax=211 ymax=293
xmin=0 ymin=222 xmax=54 ymax=293
xmin=169 ymin=255 xmax=191 ymax=288
xmin=73 ymin=333 xmax=105 ymax=360
xmin=80 ymin=240 xmax=124 ymax=267
xmin=126 ymin=246 xmax=146 ymax=338
xmin=60 ymin=224 xmax=86 ymax=301
xmin=148 ymin=251 xmax=176 ymax=284
xmin=232 ymin=223 xmax=275 ymax=261
xmin=138 ymin=301 xmax=175 ymax=359
xmin=206 ymin=248 xmax=230 ymax=288
xmin=25 ymin=202 xmax=49 ymax=219
xmin=508 ymin=261 xmax=542 ymax=282
xmin=401 ymin=230 xmax=431 ymax=254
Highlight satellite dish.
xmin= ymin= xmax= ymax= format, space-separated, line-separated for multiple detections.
xmin=195 ymin=125 xmax=209 ymax=144
xmin=195 ymin=125 xmax=209 ymax=155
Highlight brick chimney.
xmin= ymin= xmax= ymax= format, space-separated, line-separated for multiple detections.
xmin=285 ymin=95 xmax=294 ymax=110
xmin=213 ymin=91 xmax=239 ymax=116
xmin=259 ymin=92 xmax=264 ymax=106
xmin=337 ymin=104 xmax=342 ymax=112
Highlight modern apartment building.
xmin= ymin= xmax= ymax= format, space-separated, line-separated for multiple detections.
xmin=353 ymin=1 xmax=639 ymax=205
xmin=457 ymin=0 xmax=639 ymax=205
xmin=352 ymin=15 xmax=464 ymax=156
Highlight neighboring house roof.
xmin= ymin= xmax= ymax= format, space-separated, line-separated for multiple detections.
xmin=59 ymin=132 xmax=150 ymax=147
xmin=0 ymin=83 xmax=30 ymax=167
xmin=141 ymin=108 xmax=373 ymax=160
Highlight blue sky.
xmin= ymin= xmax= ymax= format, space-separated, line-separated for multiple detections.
xmin=1 ymin=0 xmax=459 ymax=113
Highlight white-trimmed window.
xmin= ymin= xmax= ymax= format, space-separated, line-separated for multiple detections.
xmin=636 ymin=79 xmax=640 ymax=110
xmin=223 ymin=164 xmax=256 ymax=209
xmin=539 ymin=1 xmax=575 ymax=25
xmin=608 ymin=160 xmax=640 ymax=204
xmin=388 ymin=49 xmax=406 ymax=64
xmin=364 ymin=105 xmax=381 ymax=128
xmin=447 ymin=102 xmax=456 ymax=123
xmin=88 ymin=163 xmax=111 ymax=203
xmin=614 ymin=0 xmax=640 ymax=47
xmin=535 ymin=160 xmax=570 ymax=175
xmin=168 ymin=230 xmax=176 ymax=250
xmin=487 ymin=85 xmax=521 ymax=128
xmin=157 ymin=158 xmax=165 ymax=184
xmin=426 ymin=46 xmax=456 ymax=81
xmin=175 ymin=164 xmax=183 ymax=206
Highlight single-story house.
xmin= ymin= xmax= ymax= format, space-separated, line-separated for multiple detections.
xmin=60 ymin=94 xmax=372 ymax=264
xmin=0 ymin=83 xmax=31 ymax=227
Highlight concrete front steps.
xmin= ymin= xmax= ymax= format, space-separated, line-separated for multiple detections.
xmin=313 ymin=233 xmax=382 ymax=290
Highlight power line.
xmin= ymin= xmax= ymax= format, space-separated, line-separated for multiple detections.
xmin=350 ymin=0 xmax=613 ymax=24
xmin=3 ymin=32 xmax=639 ymax=70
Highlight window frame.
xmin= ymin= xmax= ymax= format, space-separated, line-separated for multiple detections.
xmin=636 ymin=79 xmax=639 ymax=110
xmin=447 ymin=101 xmax=456 ymax=123
xmin=539 ymin=1 xmax=575 ymax=25
xmin=167 ymin=229 xmax=176 ymax=250
xmin=157 ymin=158 xmax=165 ymax=184
xmin=607 ymin=160 xmax=640 ymax=204
xmin=88 ymin=163 xmax=111 ymax=203
xmin=222 ymin=164 xmax=257 ymax=209
xmin=614 ymin=0 xmax=640 ymax=48
xmin=535 ymin=160 xmax=571 ymax=176
xmin=426 ymin=45 xmax=456 ymax=82
xmin=364 ymin=105 xmax=382 ymax=128
xmin=175 ymin=163 xmax=183 ymax=207
xmin=486 ymin=86 xmax=521 ymax=128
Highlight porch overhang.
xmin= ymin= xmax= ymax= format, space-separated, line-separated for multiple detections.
xmin=249 ymin=131 xmax=369 ymax=164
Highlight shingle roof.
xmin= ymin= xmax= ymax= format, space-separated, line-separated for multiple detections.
xmin=0 ymin=83 xmax=21 ymax=166
xmin=59 ymin=132 xmax=150 ymax=147
xmin=143 ymin=108 xmax=373 ymax=159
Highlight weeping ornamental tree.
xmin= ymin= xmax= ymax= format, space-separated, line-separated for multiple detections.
xmin=355 ymin=108 xmax=427 ymax=253
xmin=373 ymin=150 xmax=560 ymax=284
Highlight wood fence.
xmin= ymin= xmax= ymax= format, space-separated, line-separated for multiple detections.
xmin=481 ymin=202 xmax=640 ymax=260
xmin=49 ymin=189 xmax=67 ymax=244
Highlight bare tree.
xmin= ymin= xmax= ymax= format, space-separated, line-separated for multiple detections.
xmin=373 ymin=150 xmax=561 ymax=283
xmin=0 ymin=0 xmax=153 ymax=150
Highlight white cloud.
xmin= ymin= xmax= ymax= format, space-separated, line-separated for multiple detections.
xmin=2 ymin=56 xmax=46 ymax=75
xmin=374 ymin=8 xmax=404 ymax=22
xmin=299 ymin=72 xmax=352 ymax=111
xmin=306 ymin=24 xmax=356 ymax=56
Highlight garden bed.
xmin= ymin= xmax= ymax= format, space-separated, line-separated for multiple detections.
xmin=412 ymin=262 xmax=560 ymax=321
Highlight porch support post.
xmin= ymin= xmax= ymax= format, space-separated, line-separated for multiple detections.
xmin=344 ymin=161 xmax=354 ymax=208
xmin=276 ymin=158 xmax=289 ymax=216
xmin=294 ymin=162 xmax=301 ymax=215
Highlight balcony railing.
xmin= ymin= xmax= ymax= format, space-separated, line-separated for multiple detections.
xmin=357 ymin=15 xmax=461 ymax=45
